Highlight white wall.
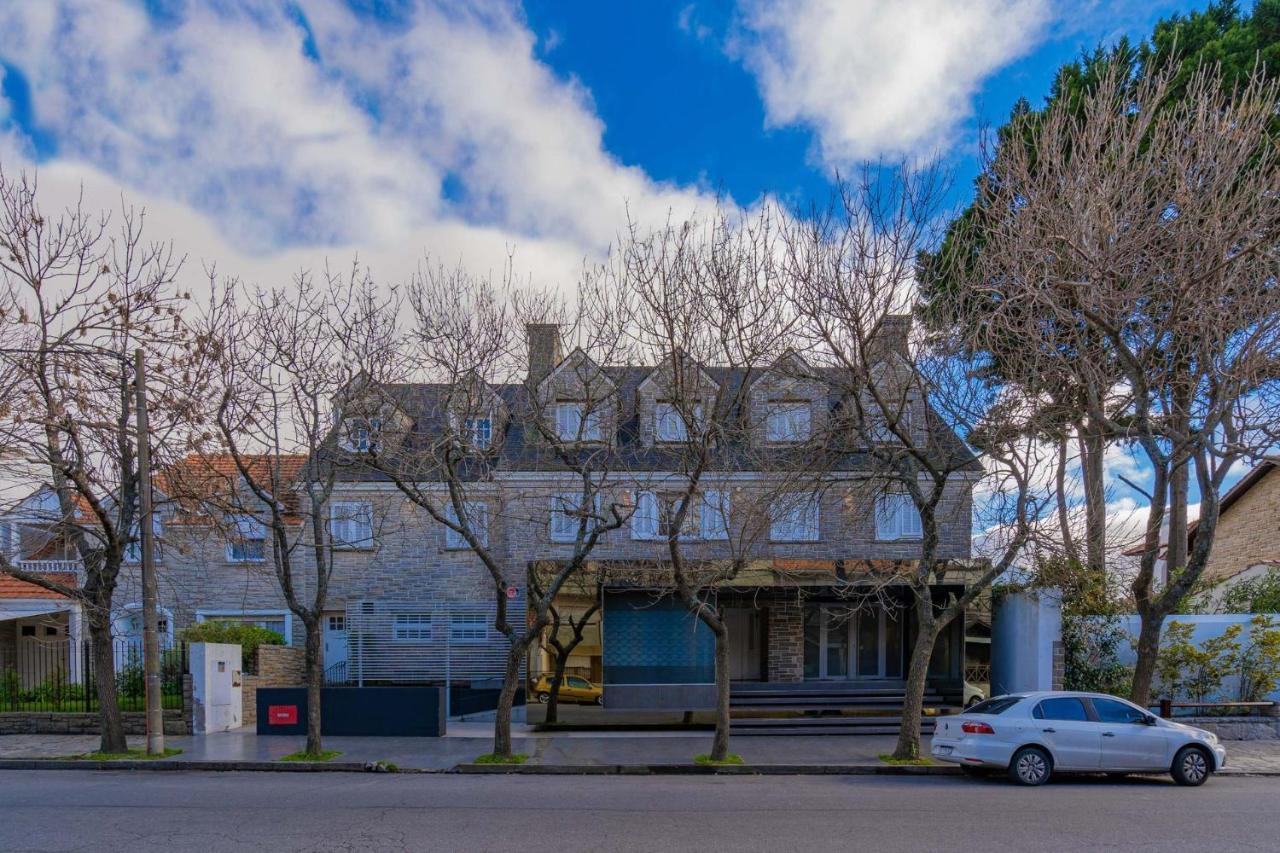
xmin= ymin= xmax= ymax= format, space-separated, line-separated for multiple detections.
xmin=991 ymin=589 xmax=1062 ymax=696
xmin=1113 ymin=613 xmax=1280 ymax=703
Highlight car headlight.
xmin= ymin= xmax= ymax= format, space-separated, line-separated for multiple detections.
xmin=1201 ymin=732 xmax=1219 ymax=744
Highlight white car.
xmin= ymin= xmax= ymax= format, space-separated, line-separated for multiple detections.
xmin=931 ymin=691 xmax=1227 ymax=786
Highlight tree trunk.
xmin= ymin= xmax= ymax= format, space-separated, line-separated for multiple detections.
xmin=892 ymin=607 xmax=940 ymax=761
xmin=1080 ymin=422 xmax=1107 ymax=577
xmin=88 ymin=615 xmax=127 ymax=754
xmin=492 ymin=644 xmax=524 ymax=758
xmin=303 ymin=616 xmax=323 ymax=756
xmin=1129 ymin=610 xmax=1164 ymax=708
xmin=545 ymin=658 xmax=568 ymax=725
xmin=1166 ymin=459 xmax=1189 ymax=586
xmin=708 ymin=618 xmax=731 ymax=762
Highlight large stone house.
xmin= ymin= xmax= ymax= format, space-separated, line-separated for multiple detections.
xmin=3 ymin=319 xmax=982 ymax=711
xmin=1197 ymin=458 xmax=1280 ymax=597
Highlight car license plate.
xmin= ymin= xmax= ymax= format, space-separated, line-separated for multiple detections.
xmin=935 ymin=745 xmax=953 ymax=755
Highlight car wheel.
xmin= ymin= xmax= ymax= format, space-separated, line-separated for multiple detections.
xmin=536 ymin=692 xmax=550 ymax=704
xmin=1008 ymin=746 xmax=1052 ymax=786
xmin=965 ymin=695 xmax=981 ymax=709
xmin=1171 ymin=746 xmax=1212 ymax=787
xmin=595 ymin=695 xmax=604 ymax=706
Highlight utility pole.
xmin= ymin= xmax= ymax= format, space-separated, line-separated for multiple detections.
xmin=135 ymin=348 xmax=164 ymax=755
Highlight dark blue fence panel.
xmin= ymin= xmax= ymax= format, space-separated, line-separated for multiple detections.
xmin=256 ymin=685 xmax=446 ymax=736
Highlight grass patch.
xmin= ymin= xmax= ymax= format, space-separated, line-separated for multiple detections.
xmin=473 ymin=753 xmax=529 ymax=765
xmin=279 ymin=750 xmax=342 ymax=763
xmin=694 ymin=753 xmax=745 ymax=766
xmin=62 ymin=748 xmax=183 ymax=762
xmin=878 ymin=753 xmax=935 ymax=766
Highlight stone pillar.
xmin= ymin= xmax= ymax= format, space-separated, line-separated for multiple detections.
xmin=766 ymin=598 xmax=804 ymax=683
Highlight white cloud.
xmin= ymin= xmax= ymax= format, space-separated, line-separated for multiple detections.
xmin=0 ymin=0 xmax=720 ymax=292
xmin=730 ymin=0 xmax=1051 ymax=166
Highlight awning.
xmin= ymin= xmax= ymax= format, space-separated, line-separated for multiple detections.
xmin=0 ymin=599 xmax=74 ymax=622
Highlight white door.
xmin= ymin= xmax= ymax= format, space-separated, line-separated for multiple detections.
xmin=1031 ymin=696 xmax=1101 ymax=770
xmin=323 ymin=613 xmax=347 ymax=674
xmin=1091 ymin=697 xmax=1170 ymax=771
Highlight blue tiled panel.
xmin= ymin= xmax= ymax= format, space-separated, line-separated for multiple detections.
xmin=603 ymin=591 xmax=714 ymax=685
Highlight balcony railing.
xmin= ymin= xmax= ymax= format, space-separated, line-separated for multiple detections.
xmin=15 ymin=559 xmax=82 ymax=573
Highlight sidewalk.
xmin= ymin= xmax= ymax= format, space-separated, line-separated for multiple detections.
xmin=4 ymin=726 xmax=1280 ymax=774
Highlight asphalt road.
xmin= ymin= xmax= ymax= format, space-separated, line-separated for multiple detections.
xmin=1 ymin=770 xmax=1277 ymax=853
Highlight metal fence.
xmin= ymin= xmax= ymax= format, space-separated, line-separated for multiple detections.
xmin=340 ymin=600 xmax=521 ymax=686
xmin=0 ymin=639 xmax=187 ymax=713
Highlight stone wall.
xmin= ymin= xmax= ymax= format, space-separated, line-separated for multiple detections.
xmin=1202 ymin=465 xmax=1280 ymax=583
xmin=0 ymin=709 xmax=188 ymax=736
xmin=242 ymin=645 xmax=305 ymax=728
xmin=766 ymin=598 xmax=803 ymax=682
xmin=1180 ymin=715 xmax=1280 ymax=741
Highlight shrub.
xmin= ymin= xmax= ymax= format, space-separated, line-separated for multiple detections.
xmin=1062 ymin=613 xmax=1132 ymax=696
xmin=1155 ymin=621 xmax=1242 ymax=702
xmin=0 ymin=667 xmax=20 ymax=706
xmin=1232 ymin=615 xmax=1280 ymax=702
xmin=1219 ymin=566 xmax=1280 ymax=614
xmin=179 ymin=621 xmax=285 ymax=673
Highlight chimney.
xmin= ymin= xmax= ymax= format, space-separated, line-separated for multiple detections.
xmin=526 ymin=323 xmax=563 ymax=384
xmin=867 ymin=314 xmax=912 ymax=362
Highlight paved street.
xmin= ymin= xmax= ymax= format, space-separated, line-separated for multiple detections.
xmin=1 ymin=770 xmax=1277 ymax=852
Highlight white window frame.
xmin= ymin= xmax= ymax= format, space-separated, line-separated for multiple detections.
xmin=766 ymin=401 xmax=811 ymax=442
xmin=655 ymin=402 xmax=701 ymax=442
xmin=463 ymin=415 xmax=493 ymax=449
xmin=195 ymin=608 xmax=292 ymax=645
xmin=225 ymin=514 xmax=267 ymax=563
xmin=449 ymin=614 xmax=489 ymax=643
xmin=342 ymin=416 xmax=383 ymax=452
xmin=392 ymin=613 xmax=432 ymax=643
xmin=876 ymin=491 xmax=923 ymax=541
xmin=444 ymin=500 xmax=489 ymax=549
xmin=770 ymin=493 xmax=821 ymax=542
xmin=700 ymin=489 xmax=730 ymax=540
xmin=551 ymin=491 xmax=600 ymax=543
xmin=330 ymin=501 xmax=374 ymax=550
xmin=555 ymin=402 xmax=602 ymax=442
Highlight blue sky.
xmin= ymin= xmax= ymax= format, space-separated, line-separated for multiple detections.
xmin=0 ymin=1 xmax=1248 ymax=537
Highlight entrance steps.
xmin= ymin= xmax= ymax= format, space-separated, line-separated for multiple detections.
xmin=728 ymin=681 xmax=954 ymax=736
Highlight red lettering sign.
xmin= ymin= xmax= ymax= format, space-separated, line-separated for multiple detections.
xmin=268 ymin=705 xmax=298 ymax=725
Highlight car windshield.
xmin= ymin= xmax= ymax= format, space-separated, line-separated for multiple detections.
xmin=964 ymin=696 xmax=1021 ymax=716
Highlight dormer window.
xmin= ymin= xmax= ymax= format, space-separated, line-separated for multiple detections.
xmin=343 ymin=417 xmax=382 ymax=453
xmin=555 ymin=402 xmax=602 ymax=442
xmin=655 ymin=402 xmax=701 ymax=442
xmin=766 ymin=401 xmax=811 ymax=442
xmin=463 ymin=416 xmax=493 ymax=449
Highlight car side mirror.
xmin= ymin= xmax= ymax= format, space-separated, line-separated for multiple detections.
xmin=1143 ymin=715 xmax=1158 ymax=726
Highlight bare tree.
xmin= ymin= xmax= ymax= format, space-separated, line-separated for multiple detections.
xmin=615 ymin=208 xmax=791 ymax=762
xmin=365 ymin=260 xmax=630 ymax=760
xmin=0 ymin=172 xmax=203 ymax=753
xmin=961 ymin=62 xmax=1280 ymax=704
xmin=192 ymin=265 xmax=401 ymax=756
xmin=528 ymin=567 xmax=600 ymax=724
xmin=783 ymin=166 xmax=1052 ymax=760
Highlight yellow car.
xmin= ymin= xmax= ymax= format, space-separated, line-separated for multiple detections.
xmin=530 ymin=674 xmax=604 ymax=705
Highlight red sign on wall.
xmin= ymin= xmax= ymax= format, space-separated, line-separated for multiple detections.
xmin=268 ymin=705 xmax=298 ymax=725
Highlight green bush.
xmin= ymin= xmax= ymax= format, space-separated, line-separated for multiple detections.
xmin=1062 ymin=614 xmax=1132 ymax=696
xmin=1155 ymin=621 xmax=1242 ymax=702
xmin=179 ymin=621 xmax=285 ymax=672
xmin=0 ymin=667 xmax=20 ymax=705
xmin=1219 ymin=566 xmax=1280 ymax=614
xmin=1232 ymin=615 xmax=1280 ymax=702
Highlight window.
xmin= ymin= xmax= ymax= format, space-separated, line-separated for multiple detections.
xmin=700 ymin=490 xmax=730 ymax=540
xmin=225 ymin=515 xmax=267 ymax=563
xmin=450 ymin=614 xmax=488 ymax=643
xmin=1092 ymin=697 xmax=1148 ymax=724
xmin=555 ymin=402 xmax=602 ymax=441
xmin=770 ymin=494 xmax=820 ymax=542
xmin=567 ymin=676 xmax=590 ymax=689
xmin=392 ymin=614 xmax=432 ymax=642
xmin=1032 ymin=697 xmax=1090 ymax=721
xmin=444 ymin=500 xmax=489 ymax=549
xmin=463 ymin=416 xmax=493 ymax=449
xmin=20 ymin=625 xmax=35 ymax=637
xmin=327 ymin=615 xmax=345 ymax=632
xmin=330 ymin=502 xmax=374 ymax=549
xmin=875 ymin=491 xmax=922 ymax=541
xmin=766 ymin=401 xmax=811 ymax=442
xmin=965 ymin=696 xmax=1022 ymax=716
xmin=198 ymin=612 xmax=289 ymax=641
xmin=867 ymin=403 xmax=912 ymax=443
xmin=655 ymin=402 xmax=701 ymax=442
xmin=551 ymin=492 xmax=599 ymax=542
xmin=343 ymin=417 xmax=382 ymax=453
xmin=123 ymin=513 xmax=162 ymax=564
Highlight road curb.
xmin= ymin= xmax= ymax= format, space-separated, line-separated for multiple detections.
xmin=454 ymin=762 xmax=961 ymax=776
xmin=0 ymin=759 xmax=438 ymax=773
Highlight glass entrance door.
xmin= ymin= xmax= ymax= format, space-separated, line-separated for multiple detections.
xmin=803 ymin=605 xmax=896 ymax=679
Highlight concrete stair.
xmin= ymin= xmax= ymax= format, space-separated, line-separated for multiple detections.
xmin=728 ymin=681 xmax=954 ymax=736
